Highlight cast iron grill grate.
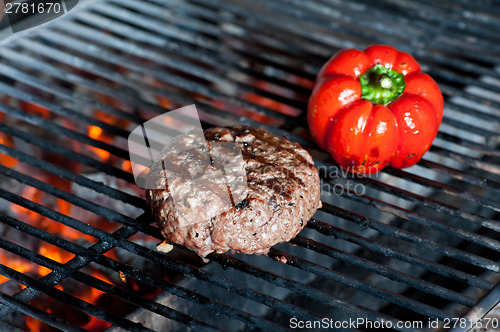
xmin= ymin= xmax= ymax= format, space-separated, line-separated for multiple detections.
xmin=0 ymin=0 xmax=499 ymax=331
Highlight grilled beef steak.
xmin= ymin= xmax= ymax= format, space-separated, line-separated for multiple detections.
xmin=146 ymin=125 xmax=321 ymax=257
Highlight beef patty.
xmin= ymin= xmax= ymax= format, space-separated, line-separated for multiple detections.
xmin=145 ymin=125 xmax=321 ymax=257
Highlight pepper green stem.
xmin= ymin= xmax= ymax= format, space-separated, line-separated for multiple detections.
xmin=359 ymin=64 xmax=405 ymax=105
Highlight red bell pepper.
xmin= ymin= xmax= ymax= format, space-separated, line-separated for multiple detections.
xmin=308 ymin=44 xmax=443 ymax=174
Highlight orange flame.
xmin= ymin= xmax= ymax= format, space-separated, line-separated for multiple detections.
xmin=10 ymin=186 xmax=44 ymax=221
xmin=0 ymin=133 xmax=17 ymax=168
xmin=88 ymin=125 xmax=111 ymax=162
xmin=2 ymin=93 xmax=155 ymax=331
xmin=86 ymin=94 xmax=130 ymax=163
xmin=37 ymin=244 xmax=74 ymax=278
xmin=25 ymin=269 xmax=113 ymax=332
xmin=10 ymin=183 xmax=85 ymax=243
xmin=0 ymin=109 xmax=17 ymax=168
xmin=0 ymin=253 xmax=33 ymax=289
xmin=74 ymin=270 xmax=114 ymax=331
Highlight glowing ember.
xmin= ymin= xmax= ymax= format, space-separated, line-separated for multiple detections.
xmin=0 ymin=134 xmax=16 ymax=168
xmin=121 ymin=160 xmax=132 ymax=173
xmin=9 ymin=181 xmax=85 ymax=243
xmin=25 ymin=270 xmax=114 ymax=332
xmin=240 ymin=80 xmax=302 ymax=117
xmin=89 ymin=125 xmax=104 ymax=139
xmin=10 ymin=186 xmax=44 ymax=221
xmin=19 ymin=101 xmax=51 ymax=119
xmin=156 ymin=95 xmax=173 ymax=109
xmin=37 ymin=244 xmax=74 ymax=278
xmin=86 ymin=94 xmax=130 ymax=163
xmin=0 ymin=110 xmax=17 ymax=168
xmin=73 ymin=270 xmax=114 ymax=331
xmin=0 ymin=253 xmax=33 ymax=289
xmin=6 ymin=177 xmax=116 ymax=331
xmin=88 ymin=124 xmax=111 ymax=162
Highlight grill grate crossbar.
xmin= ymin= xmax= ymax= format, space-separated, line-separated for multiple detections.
xmin=306 ymin=219 xmax=494 ymax=290
xmin=0 ymin=0 xmax=499 ymax=330
xmin=290 ymin=236 xmax=476 ymax=307
xmin=0 ymin=216 xmax=222 ymax=332
xmin=0 ymin=187 xmax=384 ymax=328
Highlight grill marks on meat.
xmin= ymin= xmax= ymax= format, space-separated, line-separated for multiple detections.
xmin=146 ymin=126 xmax=321 ymax=257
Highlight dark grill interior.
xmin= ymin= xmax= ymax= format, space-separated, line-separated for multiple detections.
xmin=0 ymin=0 xmax=499 ymax=331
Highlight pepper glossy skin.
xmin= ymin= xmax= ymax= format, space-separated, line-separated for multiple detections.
xmin=308 ymin=45 xmax=443 ymax=174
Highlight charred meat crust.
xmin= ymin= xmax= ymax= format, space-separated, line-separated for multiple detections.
xmin=145 ymin=125 xmax=321 ymax=257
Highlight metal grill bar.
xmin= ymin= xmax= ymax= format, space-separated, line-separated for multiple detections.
xmin=0 ymin=197 xmax=377 ymax=330
xmin=306 ymin=219 xmax=493 ymax=290
xmin=17 ymin=26 xmax=290 ymax=131
xmin=0 ymin=44 xmax=167 ymax=120
xmin=336 ymin=180 xmax=500 ymax=249
xmin=0 ymin=68 xmax=151 ymax=125
xmin=355 ymin=175 xmax=500 ymax=232
xmin=0 ymin=121 xmax=134 ymax=182
xmin=0 ymin=141 xmax=144 ymax=209
xmin=267 ymin=247 xmax=454 ymax=320
xmin=0 ymin=290 xmax=87 ymax=332
xmin=321 ymin=203 xmax=499 ymax=272
xmin=0 ymin=98 xmax=129 ymax=159
xmin=0 ymin=263 xmax=152 ymax=331
xmin=0 ymin=0 xmax=499 ymax=330
xmin=101 ymin=253 xmax=396 ymax=327
xmin=2 ymin=116 xmax=495 ymax=316
xmin=1 ymin=155 xmax=449 ymax=326
xmin=207 ymin=0 xmax=500 ymax=61
xmin=0 ymin=164 xmax=138 ymax=228
xmin=418 ymin=159 xmax=500 ymax=192
xmin=0 ymin=216 xmax=221 ymax=332
xmin=290 ymin=236 xmax=475 ymax=306
xmin=148 ymin=0 xmax=500 ymax=130
xmin=47 ymin=21 xmax=294 ymax=122
xmin=363 ymin=0 xmax=500 ymax=46
xmin=385 ymin=169 xmax=500 ymax=213
xmin=1 ymin=29 xmax=284 ymax=129
xmin=58 ymin=0 xmax=500 ymax=151
xmin=207 ymin=252 xmax=392 ymax=324
xmin=0 ymin=175 xmax=375 ymax=327
xmin=0 ymin=82 xmax=130 ymax=140
xmin=430 ymin=146 xmax=500 ymax=176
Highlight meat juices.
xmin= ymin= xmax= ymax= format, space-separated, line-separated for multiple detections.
xmin=146 ymin=126 xmax=321 ymax=257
